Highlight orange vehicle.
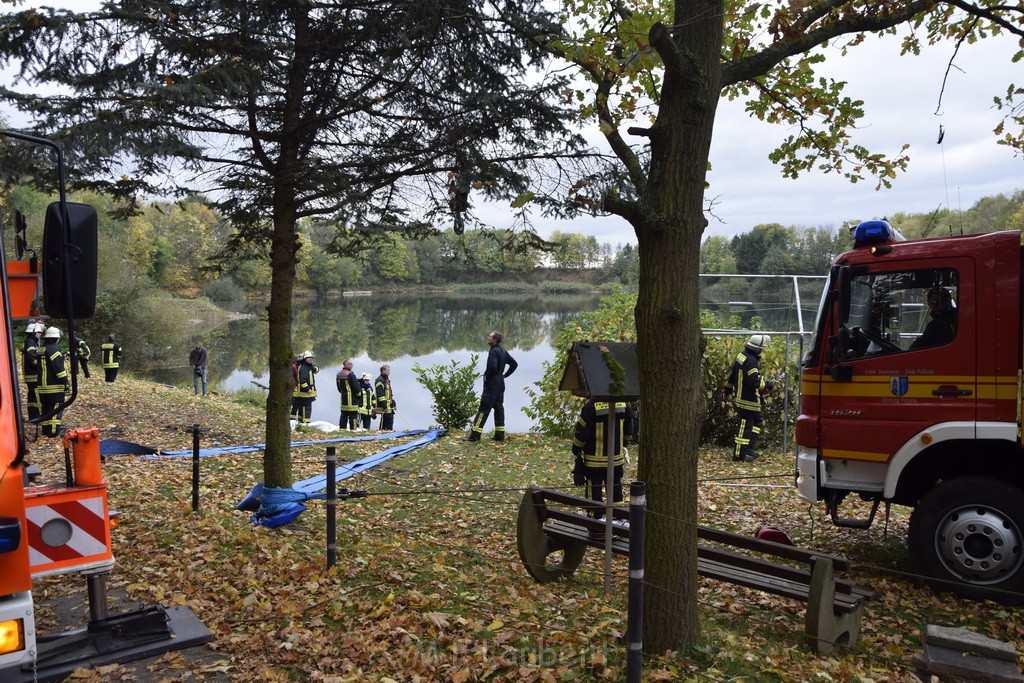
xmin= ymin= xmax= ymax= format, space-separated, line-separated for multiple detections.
xmin=798 ymin=220 xmax=1024 ymax=602
xmin=0 ymin=131 xmax=208 ymax=681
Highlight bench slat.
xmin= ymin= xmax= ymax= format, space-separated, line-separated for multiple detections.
xmin=535 ymin=488 xmax=850 ymax=571
xmin=540 ymin=519 xmax=873 ymax=613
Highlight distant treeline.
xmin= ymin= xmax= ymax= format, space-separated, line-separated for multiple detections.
xmin=701 ymin=188 xmax=1024 ymax=277
xmin=2 ymin=184 xmax=1021 ymax=359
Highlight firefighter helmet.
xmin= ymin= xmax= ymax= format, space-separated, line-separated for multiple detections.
xmin=746 ymin=334 xmax=770 ymax=351
xmin=301 ymin=350 xmax=314 ymax=360
xmin=360 ymin=372 xmax=372 ymax=381
xmin=33 ymin=322 xmax=46 ymax=334
xmin=25 ymin=321 xmax=36 ymax=333
xmin=43 ymin=326 xmax=61 ymax=340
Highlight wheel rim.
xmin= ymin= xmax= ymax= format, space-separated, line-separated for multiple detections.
xmin=934 ymin=504 xmax=1024 ymax=584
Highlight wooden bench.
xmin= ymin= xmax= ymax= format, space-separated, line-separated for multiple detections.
xmin=516 ymin=487 xmax=877 ymax=654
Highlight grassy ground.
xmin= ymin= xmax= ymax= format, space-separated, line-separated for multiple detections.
xmin=23 ymin=376 xmax=1024 ymax=681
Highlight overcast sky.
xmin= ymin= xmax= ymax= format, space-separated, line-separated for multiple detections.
xmin=534 ymin=28 xmax=1024 ymax=246
xmin=5 ymin=4 xmax=1021 ymax=247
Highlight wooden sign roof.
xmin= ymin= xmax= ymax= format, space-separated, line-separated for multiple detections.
xmin=558 ymin=341 xmax=640 ymax=400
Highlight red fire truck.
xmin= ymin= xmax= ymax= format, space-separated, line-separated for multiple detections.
xmin=797 ymin=220 xmax=1024 ymax=602
xmin=0 ymin=131 xmax=208 ymax=681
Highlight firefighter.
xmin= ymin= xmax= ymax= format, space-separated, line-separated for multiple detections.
xmin=725 ymin=334 xmax=773 ymax=463
xmin=572 ymin=398 xmax=634 ymax=537
xmin=101 ymin=333 xmax=122 ymax=382
xmin=292 ymin=350 xmax=317 ymax=425
xmin=74 ymin=335 xmax=91 ymax=378
xmin=375 ymin=364 xmax=396 ymax=431
xmin=335 ymin=358 xmax=359 ymax=430
xmin=37 ymin=326 xmax=69 ymax=437
xmin=466 ymin=331 xmax=518 ymax=442
xmin=909 ymin=286 xmax=958 ymax=350
xmin=357 ymin=372 xmax=375 ymax=430
xmin=22 ymin=320 xmax=43 ymax=421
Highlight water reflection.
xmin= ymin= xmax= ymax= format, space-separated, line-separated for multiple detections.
xmin=144 ymin=293 xmax=602 ymax=433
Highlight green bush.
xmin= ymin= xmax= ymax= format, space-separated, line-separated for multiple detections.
xmin=700 ymin=317 xmax=798 ymax=450
xmin=203 ymin=276 xmax=246 ymax=302
xmin=527 ymin=289 xmax=799 ymax=450
xmin=412 ymin=355 xmax=480 ymax=431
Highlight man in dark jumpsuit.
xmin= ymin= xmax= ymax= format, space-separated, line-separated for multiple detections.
xmin=725 ymin=334 xmax=771 ymax=463
xmin=466 ymin=331 xmax=518 ymax=442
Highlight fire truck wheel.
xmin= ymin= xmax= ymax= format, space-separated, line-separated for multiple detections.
xmin=909 ymin=477 xmax=1024 ymax=604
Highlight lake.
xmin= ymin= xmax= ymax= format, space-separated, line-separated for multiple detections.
xmin=143 ymin=292 xmax=604 ymax=433
xmin=140 ymin=277 xmax=825 ymax=433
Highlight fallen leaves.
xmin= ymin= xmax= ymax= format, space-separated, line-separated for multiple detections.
xmin=23 ymin=376 xmax=1024 ymax=681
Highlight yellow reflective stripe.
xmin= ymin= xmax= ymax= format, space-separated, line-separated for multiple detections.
xmin=822 ymin=449 xmax=890 ymax=463
xmin=801 ymin=373 xmax=1017 ymax=400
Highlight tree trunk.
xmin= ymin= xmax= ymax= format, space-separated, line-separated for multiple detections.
xmin=262 ymin=6 xmax=309 ymax=490
xmin=635 ymin=0 xmax=723 ymax=653
xmin=263 ymin=207 xmax=299 ymax=489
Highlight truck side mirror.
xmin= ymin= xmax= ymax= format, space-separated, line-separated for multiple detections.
xmin=835 ymin=265 xmax=851 ymax=324
xmin=43 ymin=201 xmax=98 ymax=318
xmin=827 ymin=326 xmax=854 ymax=382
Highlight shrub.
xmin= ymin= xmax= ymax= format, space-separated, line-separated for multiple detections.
xmin=412 ymin=355 xmax=480 ymax=431
xmin=526 ymin=289 xmax=799 ymax=449
xmin=203 ymin=276 xmax=246 ymax=302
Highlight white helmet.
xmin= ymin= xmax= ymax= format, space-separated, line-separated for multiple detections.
xmin=43 ymin=326 xmax=61 ymax=340
xmin=301 ymin=350 xmax=314 ymax=360
xmin=360 ymin=372 xmax=372 ymax=381
xmin=25 ymin=321 xmax=36 ymax=333
xmin=746 ymin=334 xmax=770 ymax=351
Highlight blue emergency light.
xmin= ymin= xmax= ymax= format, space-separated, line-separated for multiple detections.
xmin=856 ymin=220 xmax=897 ymax=244
xmin=0 ymin=517 xmax=20 ymax=554
xmin=853 ymin=220 xmax=905 ymax=247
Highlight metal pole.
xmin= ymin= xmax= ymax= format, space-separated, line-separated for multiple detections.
xmin=603 ymin=405 xmax=615 ymax=596
xmin=782 ymin=334 xmax=791 ymax=456
xmin=626 ymin=481 xmax=646 ymax=683
xmin=326 ymin=446 xmax=337 ymax=570
xmin=63 ymin=440 xmax=74 ymax=488
xmin=191 ymin=424 xmax=200 ymax=512
xmin=86 ymin=570 xmax=110 ymax=621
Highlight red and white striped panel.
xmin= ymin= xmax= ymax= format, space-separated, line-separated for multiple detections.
xmin=26 ymin=493 xmax=112 ymax=576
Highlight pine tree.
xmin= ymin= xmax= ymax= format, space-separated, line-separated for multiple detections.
xmin=0 ymin=0 xmax=585 ymax=487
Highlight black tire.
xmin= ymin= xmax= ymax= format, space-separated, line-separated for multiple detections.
xmin=909 ymin=477 xmax=1024 ymax=604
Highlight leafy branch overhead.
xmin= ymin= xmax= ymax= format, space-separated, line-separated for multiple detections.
xmin=553 ymin=0 xmax=1024 ymax=210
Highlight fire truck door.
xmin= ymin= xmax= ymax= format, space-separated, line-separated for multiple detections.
xmin=819 ymin=261 xmax=975 ymax=465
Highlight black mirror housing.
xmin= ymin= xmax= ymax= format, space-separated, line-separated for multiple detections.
xmin=43 ymin=201 xmax=98 ymax=318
